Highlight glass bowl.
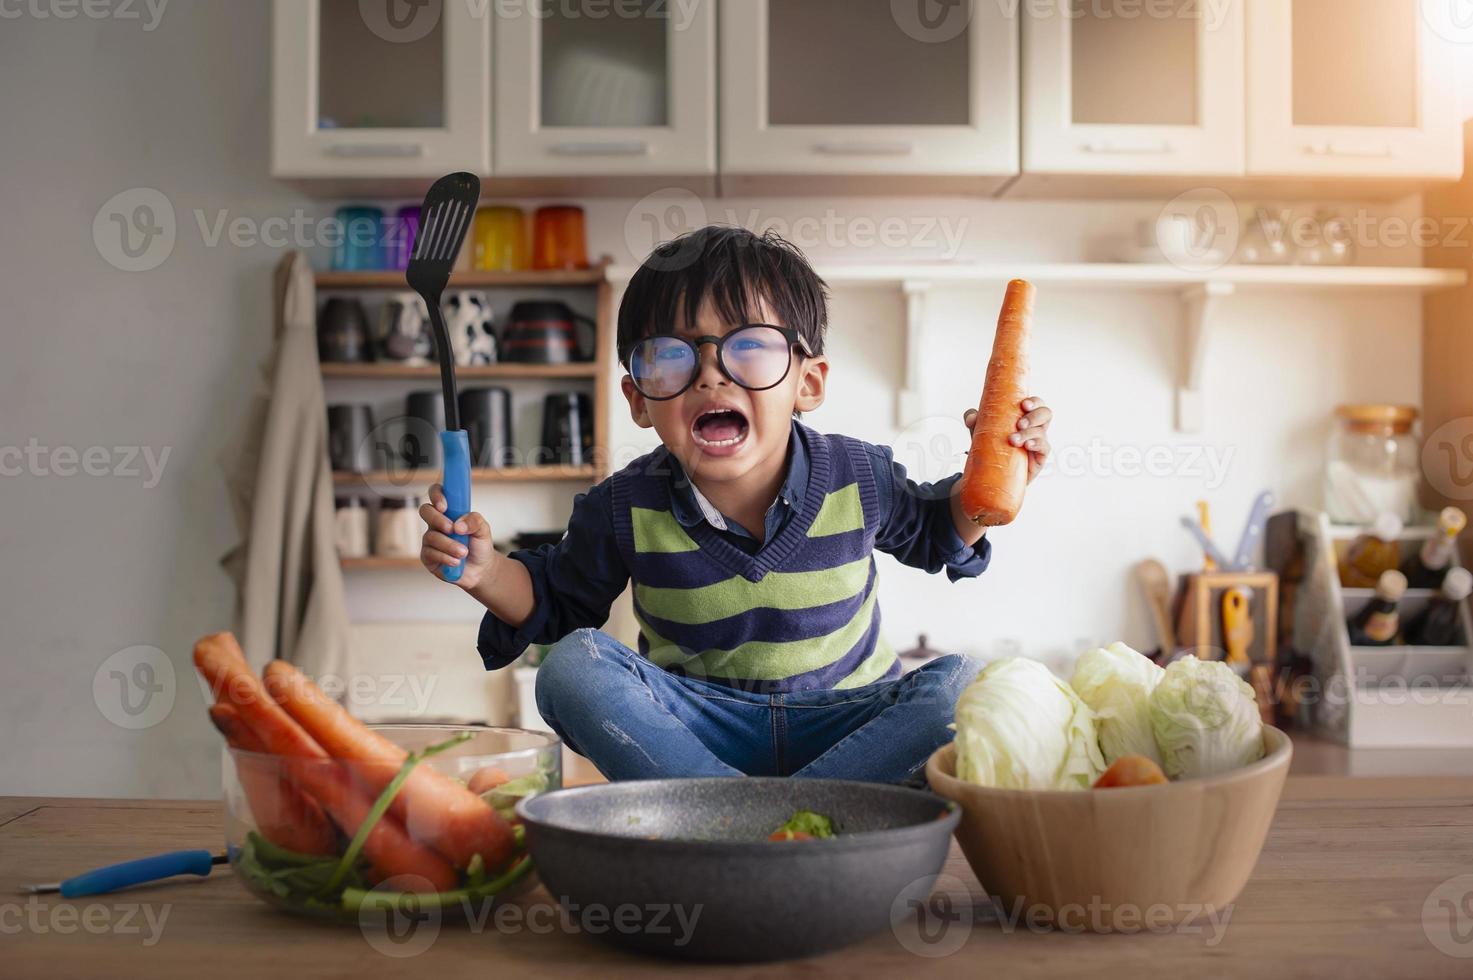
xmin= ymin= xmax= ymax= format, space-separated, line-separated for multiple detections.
xmin=222 ymin=725 xmax=560 ymax=921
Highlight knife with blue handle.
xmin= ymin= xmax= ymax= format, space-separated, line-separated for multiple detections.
xmin=22 ymin=850 xmax=226 ymax=898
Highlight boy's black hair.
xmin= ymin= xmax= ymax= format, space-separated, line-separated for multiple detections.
xmin=617 ymin=225 xmax=829 ymax=366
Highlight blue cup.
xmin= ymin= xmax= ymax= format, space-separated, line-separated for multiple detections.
xmin=333 ymin=205 xmax=386 ymax=270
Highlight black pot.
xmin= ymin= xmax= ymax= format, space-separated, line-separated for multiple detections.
xmin=401 ymin=391 xmax=445 ymax=469
xmin=540 ymin=392 xmax=593 ymax=466
xmin=502 ymin=300 xmax=595 ymax=364
xmin=326 ymin=404 xmax=377 ymax=473
xmin=318 ymin=298 xmax=371 ymax=363
xmin=460 ymin=387 xmax=514 ymax=468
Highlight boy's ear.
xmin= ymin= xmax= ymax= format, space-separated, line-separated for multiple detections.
xmin=621 ymin=375 xmax=654 ymax=429
xmin=793 ymin=354 xmax=828 ymax=414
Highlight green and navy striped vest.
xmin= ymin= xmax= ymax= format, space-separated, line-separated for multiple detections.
xmin=609 ymin=423 xmax=898 ymax=694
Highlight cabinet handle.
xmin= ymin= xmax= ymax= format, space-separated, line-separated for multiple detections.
xmin=813 ymin=140 xmax=916 ymax=156
xmin=548 ymin=140 xmax=652 ymax=157
xmin=1302 ymin=141 xmax=1395 ymax=159
xmin=324 ymin=143 xmax=425 ymax=159
xmin=1080 ymin=139 xmax=1175 ymax=155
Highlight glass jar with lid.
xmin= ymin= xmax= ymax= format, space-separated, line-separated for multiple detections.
xmin=1323 ymin=404 xmax=1420 ymax=525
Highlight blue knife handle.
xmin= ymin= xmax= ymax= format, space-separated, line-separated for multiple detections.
xmin=60 ymin=850 xmax=216 ymax=898
xmin=440 ymin=429 xmax=472 ymax=583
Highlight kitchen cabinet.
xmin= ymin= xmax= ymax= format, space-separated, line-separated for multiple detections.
xmin=1246 ymin=0 xmax=1462 ymax=179
xmin=271 ymin=0 xmax=489 ymax=177
xmin=1022 ymin=0 xmax=1245 ymax=176
xmin=493 ymin=0 xmax=716 ymax=177
xmin=719 ymin=0 xmax=1018 ymax=188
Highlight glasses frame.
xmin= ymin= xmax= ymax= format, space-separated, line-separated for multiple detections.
xmin=625 ymin=324 xmax=816 ymax=401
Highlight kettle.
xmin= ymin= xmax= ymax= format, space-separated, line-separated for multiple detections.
xmin=502 ymin=300 xmax=595 ymax=364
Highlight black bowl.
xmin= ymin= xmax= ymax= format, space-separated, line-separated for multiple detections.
xmin=516 ymin=778 xmax=959 ymax=962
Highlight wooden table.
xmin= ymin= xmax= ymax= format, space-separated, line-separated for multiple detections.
xmin=3 ymin=777 xmax=1472 ymax=979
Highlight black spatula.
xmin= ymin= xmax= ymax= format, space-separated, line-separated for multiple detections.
xmin=407 ymin=171 xmax=480 ymax=582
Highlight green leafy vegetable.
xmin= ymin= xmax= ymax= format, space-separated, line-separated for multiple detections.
xmin=1149 ymin=657 xmax=1265 ymax=779
xmin=772 ymin=810 xmax=835 ymax=839
xmin=1069 ymin=642 xmax=1166 ymax=767
xmin=480 ymin=770 xmax=549 ymax=823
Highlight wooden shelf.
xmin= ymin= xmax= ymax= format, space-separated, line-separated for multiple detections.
xmin=333 ymin=465 xmax=597 ymax=487
xmin=321 ymin=362 xmax=598 ymax=381
xmin=315 ymin=266 xmax=606 ymax=290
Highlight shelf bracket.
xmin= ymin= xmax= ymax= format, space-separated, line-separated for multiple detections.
xmin=1177 ymin=280 xmax=1235 ymax=433
xmin=897 ymin=279 xmax=931 ymax=426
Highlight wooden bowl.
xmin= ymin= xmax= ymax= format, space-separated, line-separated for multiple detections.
xmin=926 ymin=727 xmax=1292 ymax=930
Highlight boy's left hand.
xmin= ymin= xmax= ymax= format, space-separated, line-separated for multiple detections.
xmin=963 ymin=396 xmax=1053 ymax=483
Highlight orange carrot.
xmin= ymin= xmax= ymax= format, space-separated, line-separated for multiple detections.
xmin=192 ymin=633 xmax=457 ymax=892
xmin=209 ymin=704 xmax=338 ymax=857
xmin=263 ymin=659 xmax=515 ymax=872
xmin=959 ymin=279 xmax=1035 ymax=526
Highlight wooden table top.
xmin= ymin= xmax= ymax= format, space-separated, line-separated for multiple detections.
xmin=3 ymin=777 xmax=1472 ymax=979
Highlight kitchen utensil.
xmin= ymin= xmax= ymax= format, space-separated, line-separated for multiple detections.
xmin=531 ymin=205 xmax=589 ymax=270
xmin=401 ymin=391 xmax=445 ymax=469
xmin=1176 ymin=571 xmax=1280 ymax=664
xmin=502 ymin=300 xmax=596 ymax=364
xmin=374 ymin=496 xmax=422 ymax=557
xmin=1134 ymin=559 xmax=1177 ymax=655
xmin=516 ymin=778 xmax=958 ymax=961
xmin=334 ymin=495 xmax=370 ymax=558
xmin=472 ymin=205 xmax=528 ymax=271
xmin=406 ymin=172 xmax=480 ymax=582
xmin=317 ymin=297 xmax=372 ymax=363
xmin=460 ymin=387 xmax=513 ymax=468
xmin=23 ymin=850 xmax=226 ymax=898
xmin=443 ymin=290 xmax=498 ymax=366
xmin=540 ymin=392 xmax=593 ymax=466
xmin=386 ymin=205 xmax=420 ymax=270
xmin=1223 ymin=587 xmax=1254 ymax=673
xmin=375 ymin=292 xmax=432 ymax=364
xmin=224 ymin=725 xmax=560 ymax=921
xmin=1324 ymin=404 xmax=1420 ymax=525
xmin=326 ymin=404 xmax=377 ymax=473
xmin=332 ymin=205 xmax=386 ymax=271
xmin=1196 ymin=500 xmax=1217 ymax=571
xmin=1231 ymin=490 xmax=1277 ymax=572
xmin=927 ymin=727 xmax=1292 ymax=933
xmin=1180 ymin=514 xmax=1232 ymax=572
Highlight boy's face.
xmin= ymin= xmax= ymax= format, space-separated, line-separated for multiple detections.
xmin=621 ymin=294 xmax=828 ymax=485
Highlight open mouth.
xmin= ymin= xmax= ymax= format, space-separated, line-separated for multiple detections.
xmin=691 ymin=407 xmax=750 ymax=450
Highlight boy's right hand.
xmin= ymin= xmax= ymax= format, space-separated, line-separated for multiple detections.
xmin=419 ymin=484 xmax=497 ymax=590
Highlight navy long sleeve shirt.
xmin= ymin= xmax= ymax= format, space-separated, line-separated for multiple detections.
xmin=478 ymin=420 xmax=991 ymax=669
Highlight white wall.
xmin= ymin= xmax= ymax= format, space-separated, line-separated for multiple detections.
xmin=0 ymin=3 xmax=1429 ymax=798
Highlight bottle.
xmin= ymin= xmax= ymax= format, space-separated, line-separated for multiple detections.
xmin=1340 ymin=513 xmax=1404 ymax=589
xmin=1403 ymin=567 xmax=1472 ymax=647
xmin=1348 ymin=569 xmax=1407 ymax=647
xmin=375 ymin=496 xmax=422 ymax=558
xmin=1402 ymin=507 xmax=1468 ymax=590
xmin=334 ymin=495 xmax=370 ymax=558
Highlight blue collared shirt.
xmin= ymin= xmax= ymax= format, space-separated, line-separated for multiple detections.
xmin=478 ymin=420 xmax=991 ymax=669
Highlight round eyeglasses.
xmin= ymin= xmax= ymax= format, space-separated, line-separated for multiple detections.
xmin=626 ymin=325 xmax=814 ymax=401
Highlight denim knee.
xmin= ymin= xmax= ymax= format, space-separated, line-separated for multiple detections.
xmin=911 ymin=654 xmax=981 ymax=721
xmin=534 ymin=628 xmax=603 ymax=717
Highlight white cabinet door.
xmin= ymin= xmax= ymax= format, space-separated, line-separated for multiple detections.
xmin=1246 ymin=0 xmax=1461 ymax=179
xmin=272 ymin=0 xmax=489 ymax=178
xmin=493 ymin=0 xmax=716 ymax=176
xmin=1022 ymin=0 xmax=1245 ymax=176
xmin=720 ymin=0 xmax=1018 ymax=176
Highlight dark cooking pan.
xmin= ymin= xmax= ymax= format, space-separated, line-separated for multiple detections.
xmin=515 ymin=777 xmax=959 ymax=962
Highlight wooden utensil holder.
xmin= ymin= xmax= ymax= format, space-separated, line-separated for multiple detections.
xmin=1175 ymin=571 xmax=1280 ymax=663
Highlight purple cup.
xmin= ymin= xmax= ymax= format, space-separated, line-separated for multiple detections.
xmin=388 ymin=205 xmax=421 ymax=270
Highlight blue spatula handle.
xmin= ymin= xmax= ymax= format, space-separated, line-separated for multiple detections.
xmin=60 ymin=850 xmax=217 ymax=898
xmin=440 ymin=429 xmax=472 ymax=583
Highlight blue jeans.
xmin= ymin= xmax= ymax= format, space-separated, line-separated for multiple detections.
xmin=533 ymin=628 xmax=979 ymax=784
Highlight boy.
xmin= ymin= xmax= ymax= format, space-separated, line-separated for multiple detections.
xmin=419 ymin=227 xmax=1052 ymax=784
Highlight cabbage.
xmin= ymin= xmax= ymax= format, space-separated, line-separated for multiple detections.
xmin=953 ymin=658 xmax=1105 ymax=791
xmin=1149 ymin=657 xmax=1265 ymax=779
xmin=1069 ymin=642 xmax=1165 ymax=767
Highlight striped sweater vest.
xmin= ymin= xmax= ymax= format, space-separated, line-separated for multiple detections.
xmin=609 ymin=424 xmax=898 ymax=694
